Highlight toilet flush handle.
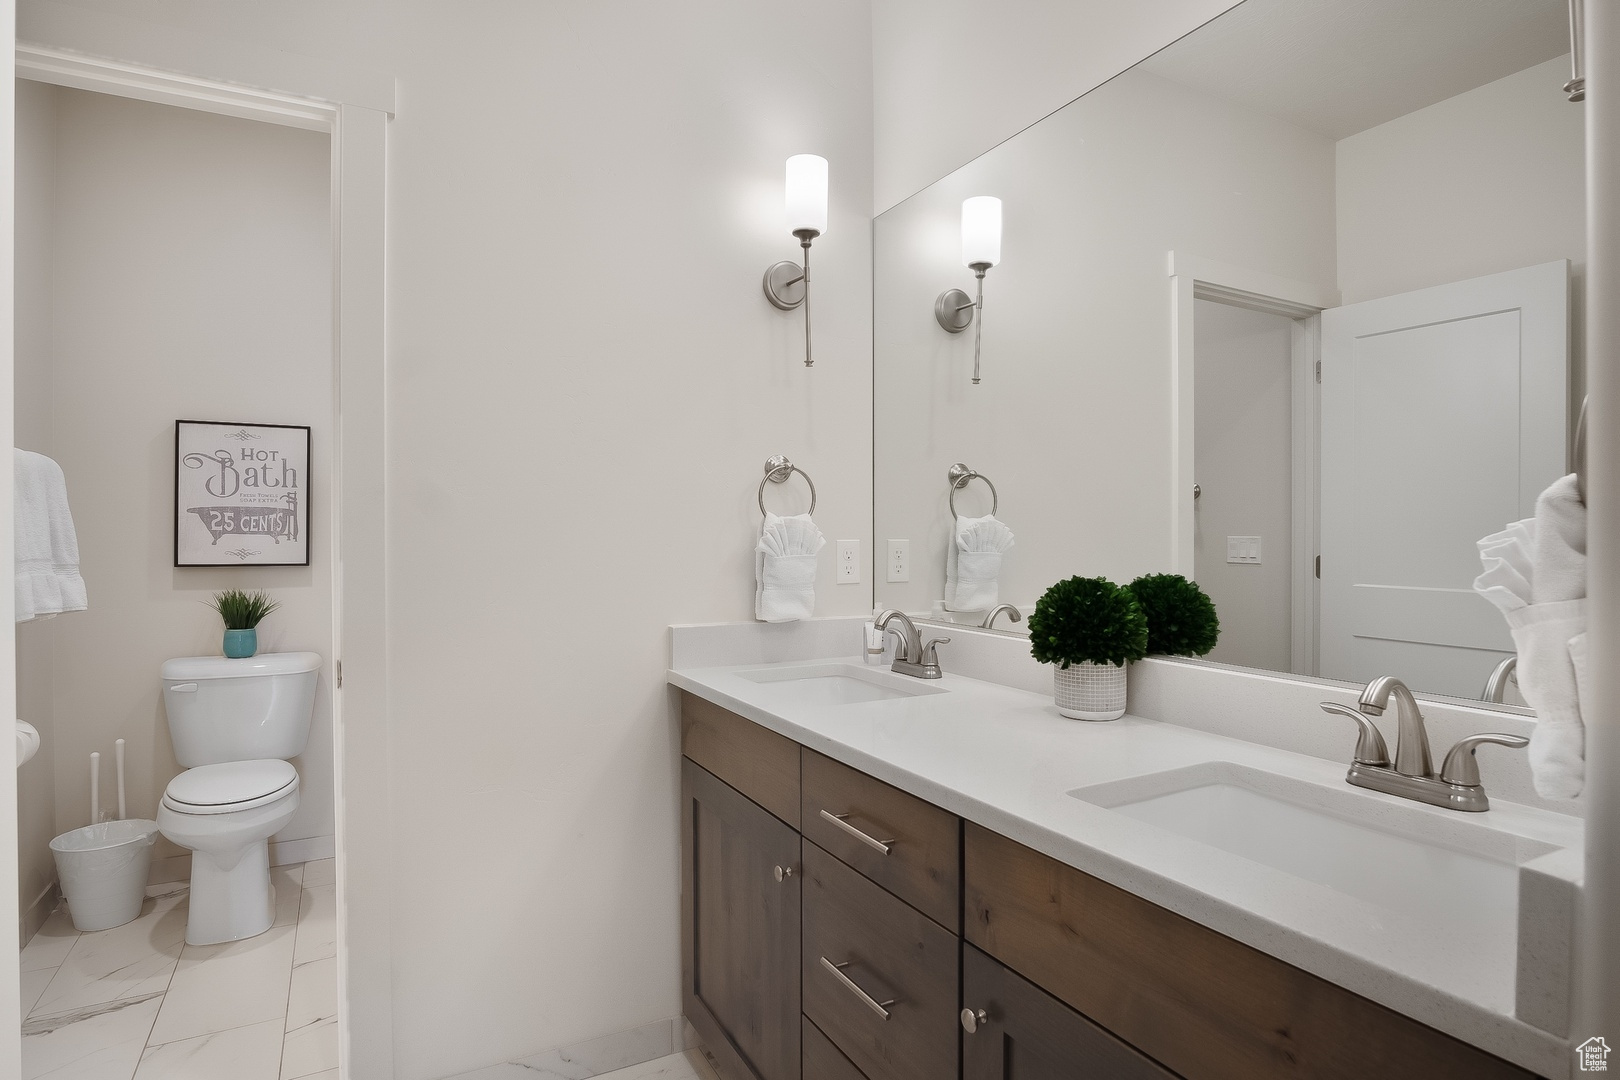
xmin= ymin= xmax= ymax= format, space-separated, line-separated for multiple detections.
xmin=169 ymin=683 xmax=198 ymax=693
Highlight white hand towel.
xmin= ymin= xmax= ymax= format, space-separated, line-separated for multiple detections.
xmin=755 ymin=512 xmax=824 ymax=623
xmin=15 ymin=449 xmax=87 ymax=623
xmin=1473 ymin=473 xmax=1587 ymax=798
xmin=944 ymin=514 xmax=1014 ymax=611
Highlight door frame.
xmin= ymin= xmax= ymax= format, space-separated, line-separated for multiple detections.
xmin=10 ymin=43 xmax=393 ymax=1079
xmin=1168 ymin=252 xmax=1335 ymax=674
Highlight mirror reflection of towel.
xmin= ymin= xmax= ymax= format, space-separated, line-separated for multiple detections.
xmin=1474 ymin=474 xmax=1586 ymax=798
xmin=945 ymin=514 xmax=1014 ymax=612
xmin=15 ymin=449 xmax=87 ymax=623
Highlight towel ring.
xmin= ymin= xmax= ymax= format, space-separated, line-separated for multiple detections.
xmin=1575 ymin=395 xmax=1589 ymax=507
xmin=947 ymin=462 xmax=998 ymax=520
xmin=759 ymin=455 xmax=817 ymax=518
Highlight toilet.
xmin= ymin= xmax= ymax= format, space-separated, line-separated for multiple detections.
xmin=157 ymin=651 xmax=321 ymax=945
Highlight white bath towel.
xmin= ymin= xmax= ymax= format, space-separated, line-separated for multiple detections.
xmin=944 ymin=514 xmax=1014 ymax=612
xmin=1474 ymin=474 xmax=1586 ymax=799
xmin=755 ymin=512 xmax=824 ymax=623
xmin=15 ymin=449 xmax=87 ymax=624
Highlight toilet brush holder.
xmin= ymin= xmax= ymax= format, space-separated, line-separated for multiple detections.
xmin=223 ymin=628 xmax=258 ymax=659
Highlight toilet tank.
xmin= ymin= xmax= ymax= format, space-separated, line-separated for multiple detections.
xmin=161 ymin=652 xmax=321 ymax=767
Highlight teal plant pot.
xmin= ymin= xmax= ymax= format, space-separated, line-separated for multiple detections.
xmin=222 ymin=628 xmax=258 ymax=659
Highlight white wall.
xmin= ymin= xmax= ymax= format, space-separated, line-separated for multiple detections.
xmin=871 ymin=0 xmax=1241 ymax=211
xmin=1336 ymin=55 xmax=1586 ymax=306
xmin=1192 ymin=300 xmax=1293 ymax=672
xmin=24 ymin=87 xmax=336 ymax=873
xmin=873 ymin=66 xmax=1336 ymax=616
xmin=14 ymin=77 xmax=58 ymax=941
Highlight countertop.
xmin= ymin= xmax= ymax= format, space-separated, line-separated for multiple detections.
xmin=669 ymin=655 xmax=1583 ymax=1079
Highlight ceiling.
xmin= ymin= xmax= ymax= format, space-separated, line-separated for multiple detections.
xmin=1139 ymin=0 xmax=1572 ymax=141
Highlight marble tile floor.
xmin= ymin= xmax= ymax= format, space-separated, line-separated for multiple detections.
xmin=18 ymin=857 xmax=337 ymax=1080
xmin=454 ymin=1047 xmax=720 ymax=1080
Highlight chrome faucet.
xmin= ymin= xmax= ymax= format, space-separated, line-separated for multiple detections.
xmin=1318 ymin=674 xmax=1527 ymax=812
xmin=980 ymin=604 xmax=1022 ymax=630
xmin=1482 ymin=656 xmax=1518 ymax=703
xmin=875 ymin=609 xmax=949 ymax=680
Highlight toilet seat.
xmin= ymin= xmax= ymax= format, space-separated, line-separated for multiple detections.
xmin=162 ymin=760 xmax=299 ymax=816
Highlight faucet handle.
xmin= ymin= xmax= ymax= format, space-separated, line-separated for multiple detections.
xmin=1440 ymin=733 xmax=1529 ymax=787
xmin=920 ymin=637 xmax=951 ymax=665
xmin=1319 ymin=702 xmax=1391 ymax=766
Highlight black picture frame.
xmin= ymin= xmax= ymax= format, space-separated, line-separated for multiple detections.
xmin=174 ymin=420 xmax=312 ymax=567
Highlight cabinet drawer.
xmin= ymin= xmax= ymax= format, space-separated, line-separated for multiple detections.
xmin=962 ymin=943 xmax=1174 ymax=1080
xmin=800 ymin=750 xmax=960 ymax=931
xmin=802 ymin=841 xmax=958 ymax=1080
xmin=963 ymin=824 xmax=1536 ymax=1080
xmin=802 ymin=1016 xmax=867 ymax=1080
xmin=681 ymin=691 xmax=801 ymax=827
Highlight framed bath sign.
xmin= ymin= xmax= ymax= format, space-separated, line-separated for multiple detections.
xmin=174 ymin=420 xmax=310 ymax=567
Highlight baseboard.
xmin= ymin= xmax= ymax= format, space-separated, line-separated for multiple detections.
xmin=18 ymin=879 xmax=59 ymax=947
xmin=145 ymin=833 xmax=335 ymax=886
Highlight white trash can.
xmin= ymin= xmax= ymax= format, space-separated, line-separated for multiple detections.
xmin=50 ymin=820 xmax=159 ymax=932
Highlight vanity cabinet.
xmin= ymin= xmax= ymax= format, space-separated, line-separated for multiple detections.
xmin=679 ymin=691 xmax=1540 ymax=1080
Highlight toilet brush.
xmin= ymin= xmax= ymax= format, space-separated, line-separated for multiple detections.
xmin=115 ymin=739 xmax=126 ymax=821
xmin=90 ymin=751 xmax=100 ymax=825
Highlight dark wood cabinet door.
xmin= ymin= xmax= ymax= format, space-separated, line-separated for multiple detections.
xmin=962 ymin=944 xmax=1176 ymax=1080
xmin=682 ymin=758 xmax=802 ymax=1080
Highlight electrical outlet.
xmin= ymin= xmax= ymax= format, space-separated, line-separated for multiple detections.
xmin=836 ymin=540 xmax=861 ymax=583
xmin=887 ymin=540 xmax=910 ymax=582
xmin=1227 ymin=536 xmax=1262 ymax=564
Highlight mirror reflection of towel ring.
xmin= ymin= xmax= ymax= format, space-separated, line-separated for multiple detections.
xmin=947 ymin=462 xmax=998 ymax=520
xmin=759 ymin=455 xmax=817 ymax=518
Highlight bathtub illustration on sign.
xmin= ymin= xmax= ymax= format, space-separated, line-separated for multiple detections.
xmin=186 ymin=494 xmax=300 ymax=545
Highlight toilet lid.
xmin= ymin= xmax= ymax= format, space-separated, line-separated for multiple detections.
xmin=162 ymin=760 xmax=298 ymax=815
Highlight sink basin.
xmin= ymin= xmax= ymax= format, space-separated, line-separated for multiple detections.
xmin=1069 ymin=762 xmax=1562 ymax=983
xmin=737 ymin=662 xmax=947 ymax=705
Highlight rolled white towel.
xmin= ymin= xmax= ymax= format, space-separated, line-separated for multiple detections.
xmin=16 ymin=720 xmax=39 ymax=768
xmin=755 ymin=512 xmax=824 ymax=623
xmin=944 ymin=514 xmax=1014 ymax=612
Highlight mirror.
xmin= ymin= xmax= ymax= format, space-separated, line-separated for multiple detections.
xmin=873 ymin=0 xmax=1581 ymax=707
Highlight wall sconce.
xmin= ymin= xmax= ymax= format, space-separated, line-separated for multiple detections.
xmin=763 ymin=154 xmax=828 ymax=367
xmin=935 ymin=195 xmax=1002 ymax=384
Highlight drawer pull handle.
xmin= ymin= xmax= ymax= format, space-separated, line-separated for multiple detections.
xmin=819 ymin=810 xmax=894 ymax=855
xmin=961 ymin=1007 xmax=988 ymax=1034
xmin=773 ymin=864 xmax=795 ymax=882
xmin=820 ymin=957 xmax=895 ymax=1020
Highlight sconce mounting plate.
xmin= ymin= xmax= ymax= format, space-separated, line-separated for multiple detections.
xmin=763 ymin=261 xmax=807 ymax=310
xmin=935 ymin=288 xmax=974 ymax=333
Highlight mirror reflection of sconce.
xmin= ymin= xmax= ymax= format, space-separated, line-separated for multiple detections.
xmin=763 ymin=154 xmax=829 ymax=367
xmin=935 ymin=196 xmax=1002 ymax=384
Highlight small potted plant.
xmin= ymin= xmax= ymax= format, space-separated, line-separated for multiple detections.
xmin=1028 ymin=576 xmax=1148 ymax=720
xmin=1127 ymin=573 xmax=1220 ymax=657
xmin=210 ymin=589 xmax=279 ymax=659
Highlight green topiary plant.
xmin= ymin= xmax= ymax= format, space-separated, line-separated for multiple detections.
xmin=209 ymin=589 xmax=279 ymax=630
xmin=1127 ymin=573 xmax=1220 ymax=657
xmin=1028 ymin=576 xmax=1148 ymax=669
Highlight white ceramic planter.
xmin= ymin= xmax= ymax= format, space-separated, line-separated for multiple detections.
xmin=1053 ymin=661 xmax=1127 ymax=721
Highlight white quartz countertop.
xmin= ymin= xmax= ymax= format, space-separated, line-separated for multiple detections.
xmin=669 ymin=657 xmax=1582 ymax=1078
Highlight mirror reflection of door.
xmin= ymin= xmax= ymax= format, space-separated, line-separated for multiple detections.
xmin=1193 ymin=300 xmax=1297 ymax=673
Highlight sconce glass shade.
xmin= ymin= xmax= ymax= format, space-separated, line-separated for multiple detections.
xmin=961 ymin=195 xmax=1002 ymax=269
xmin=786 ymin=154 xmax=829 ymax=237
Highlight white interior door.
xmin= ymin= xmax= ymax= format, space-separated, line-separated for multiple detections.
xmin=1319 ymin=260 xmax=1568 ymax=698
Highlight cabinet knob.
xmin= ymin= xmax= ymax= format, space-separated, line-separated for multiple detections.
xmin=961 ymin=1007 xmax=988 ymax=1034
xmin=773 ymin=864 xmax=794 ymax=882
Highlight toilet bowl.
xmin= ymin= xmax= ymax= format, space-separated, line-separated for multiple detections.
xmin=157 ymin=652 xmax=320 ymax=946
xmin=157 ymin=760 xmax=301 ymax=944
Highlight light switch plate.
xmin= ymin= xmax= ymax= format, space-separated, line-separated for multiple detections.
xmin=1227 ymin=536 xmax=1262 ymax=564
xmin=887 ymin=540 xmax=910 ymax=583
xmin=836 ymin=540 xmax=860 ymax=583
